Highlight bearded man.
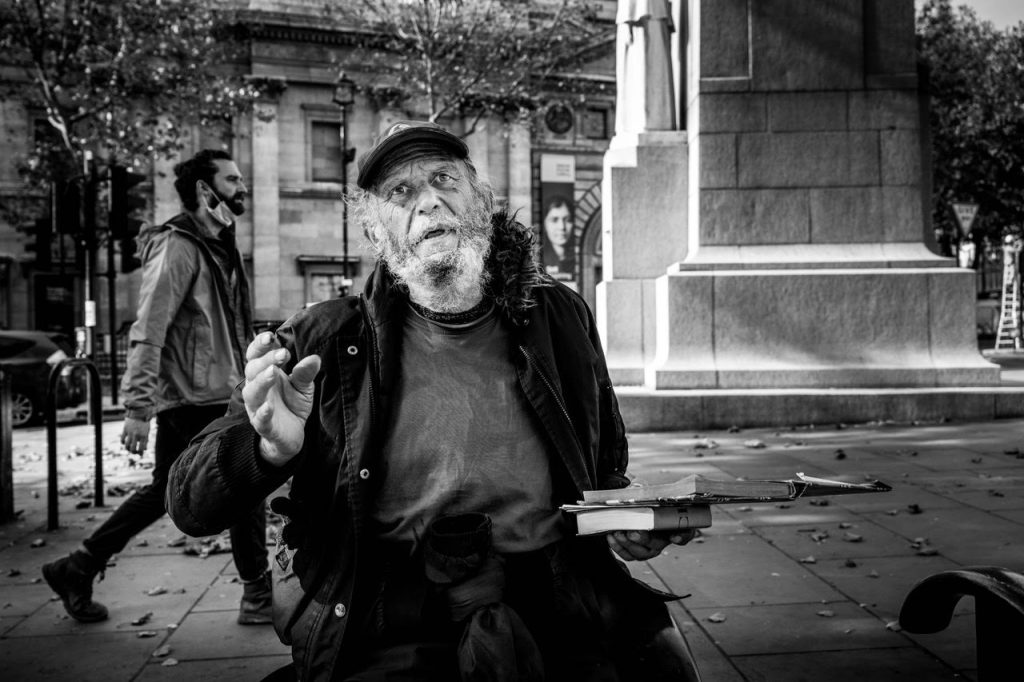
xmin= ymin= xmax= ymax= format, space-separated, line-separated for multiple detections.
xmin=43 ymin=149 xmax=270 ymax=626
xmin=167 ymin=122 xmax=701 ymax=681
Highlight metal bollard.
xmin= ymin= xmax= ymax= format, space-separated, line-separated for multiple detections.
xmin=46 ymin=358 xmax=104 ymax=531
xmin=0 ymin=368 xmax=13 ymax=523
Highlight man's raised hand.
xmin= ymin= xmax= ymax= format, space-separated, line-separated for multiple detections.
xmin=242 ymin=332 xmax=322 ymax=467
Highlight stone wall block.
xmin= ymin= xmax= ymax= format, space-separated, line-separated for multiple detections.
xmin=598 ymin=278 xmax=655 ymax=378
xmin=863 ymin=0 xmax=916 ymax=75
xmin=882 ymin=185 xmax=925 ymax=242
xmin=698 ymin=134 xmax=737 ymax=189
xmin=700 ymin=0 xmax=750 ymax=79
xmin=604 ymin=134 xmax=689 ymax=279
xmin=928 ymin=269 xmax=990 ymax=356
xmin=809 ymin=187 xmax=883 ymax=243
xmin=849 ymin=90 xmax=919 ymax=130
xmin=647 ymin=273 xmax=717 ymax=389
xmin=699 ymin=78 xmax=753 ymax=94
xmin=700 ymin=189 xmax=809 ymax=245
xmin=711 ymin=271 xmax=931 ymax=368
xmin=752 ymin=0 xmax=863 ymax=92
xmin=699 ymin=94 xmax=767 ymax=133
xmin=768 ymin=92 xmax=847 ymax=132
xmin=880 ymin=129 xmax=922 ymax=185
xmin=738 ymin=131 xmax=879 ymax=187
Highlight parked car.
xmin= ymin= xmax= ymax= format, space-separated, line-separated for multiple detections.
xmin=0 ymin=330 xmax=88 ymax=427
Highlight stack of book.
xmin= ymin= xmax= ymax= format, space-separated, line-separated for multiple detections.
xmin=564 ymin=473 xmax=892 ymax=536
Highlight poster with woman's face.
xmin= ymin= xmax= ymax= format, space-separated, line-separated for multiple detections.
xmin=539 ymin=153 xmax=577 ymax=282
xmin=542 ymin=198 xmax=575 ymax=279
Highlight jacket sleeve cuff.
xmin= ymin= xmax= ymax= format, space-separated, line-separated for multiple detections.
xmin=215 ymin=422 xmax=292 ymax=489
xmin=126 ymin=406 xmax=155 ymax=421
xmin=598 ymin=472 xmax=631 ymax=490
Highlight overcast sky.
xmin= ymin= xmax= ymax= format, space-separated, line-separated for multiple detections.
xmin=916 ymin=0 xmax=1024 ymax=29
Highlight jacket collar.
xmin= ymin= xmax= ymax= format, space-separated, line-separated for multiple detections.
xmin=361 ymin=210 xmax=549 ymax=327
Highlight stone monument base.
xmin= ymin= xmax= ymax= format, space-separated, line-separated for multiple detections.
xmin=616 ymin=385 xmax=1024 ymax=431
xmin=644 ymin=245 xmax=1000 ymax=392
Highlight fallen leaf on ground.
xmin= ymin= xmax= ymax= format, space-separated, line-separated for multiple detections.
xmin=131 ymin=612 xmax=153 ymax=626
xmin=153 ymin=644 xmax=172 ymax=658
xmin=146 ymin=586 xmax=167 ymax=596
xmin=707 ymin=613 xmax=726 ymax=623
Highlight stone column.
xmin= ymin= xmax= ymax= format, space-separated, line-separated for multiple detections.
xmin=251 ymin=98 xmax=281 ymax=321
xmin=507 ymin=121 xmax=532 ymax=217
xmin=599 ymin=0 xmax=686 ymax=384
xmin=464 ymin=116 xmax=490 ymax=183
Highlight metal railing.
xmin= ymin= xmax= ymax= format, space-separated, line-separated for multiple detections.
xmin=46 ymin=358 xmax=104 ymax=531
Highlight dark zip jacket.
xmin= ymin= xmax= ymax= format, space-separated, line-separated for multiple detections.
xmin=167 ymin=214 xmax=681 ymax=680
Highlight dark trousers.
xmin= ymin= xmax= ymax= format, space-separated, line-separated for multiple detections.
xmin=83 ymin=404 xmax=268 ymax=581
xmin=339 ymin=543 xmax=627 ymax=681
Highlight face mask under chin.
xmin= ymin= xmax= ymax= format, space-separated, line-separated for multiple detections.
xmin=201 ymin=191 xmax=236 ymax=228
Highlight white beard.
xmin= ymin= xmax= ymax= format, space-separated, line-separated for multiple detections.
xmin=375 ymin=208 xmax=493 ymax=313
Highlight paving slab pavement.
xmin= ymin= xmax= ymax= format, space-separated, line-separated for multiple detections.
xmin=2 ymin=416 xmax=1022 ymax=681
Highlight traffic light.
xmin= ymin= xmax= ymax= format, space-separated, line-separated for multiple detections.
xmin=110 ymin=164 xmax=147 ymax=273
xmin=24 ymin=215 xmax=52 ymax=269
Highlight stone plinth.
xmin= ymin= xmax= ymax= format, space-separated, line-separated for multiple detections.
xmin=647 ymin=263 xmax=998 ymax=389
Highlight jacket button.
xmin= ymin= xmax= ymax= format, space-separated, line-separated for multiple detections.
xmin=359 ymin=468 xmax=370 ymax=480
xmin=334 ymin=603 xmax=347 ymax=618
xmin=347 ymin=345 xmax=358 ymax=355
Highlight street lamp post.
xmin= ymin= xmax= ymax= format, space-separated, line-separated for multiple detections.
xmin=333 ymin=72 xmax=356 ymax=293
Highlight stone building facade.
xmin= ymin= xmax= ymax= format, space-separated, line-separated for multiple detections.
xmin=0 ymin=0 xmax=617 ymax=339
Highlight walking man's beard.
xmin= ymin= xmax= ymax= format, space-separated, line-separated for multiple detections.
xmin=376 ymin=203 xmax=493 ymax=313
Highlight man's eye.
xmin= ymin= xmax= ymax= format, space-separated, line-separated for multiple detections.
xmin=435 ymin=172 xmax=454 ymax=184
xmin=389 ymin=185 xmax=409 ymax=198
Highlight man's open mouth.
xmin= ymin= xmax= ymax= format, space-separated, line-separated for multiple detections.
xmin=422 ymin=228 xmax=448 ymax=241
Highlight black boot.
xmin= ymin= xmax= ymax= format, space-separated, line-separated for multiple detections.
xmin=41 ymin=550 xmax=109 ymax=623
xmin=238 ymin=570 xmax=273 ymax=625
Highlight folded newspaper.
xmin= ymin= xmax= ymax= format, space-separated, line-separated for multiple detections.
xmin=569 ymin=472 xmax=892 ymax=507
xmin=562 ymin=473 xmax=892 ymax=535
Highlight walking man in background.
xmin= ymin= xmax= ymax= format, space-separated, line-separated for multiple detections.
xmin=42 ymin=150 xmax=271 ymax=625
xmin=167 ymin=122 xmax=701 ymax=681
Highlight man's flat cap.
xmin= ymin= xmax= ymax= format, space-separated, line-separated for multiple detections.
xmin=356 ymin=120 xmax=469 ymax=189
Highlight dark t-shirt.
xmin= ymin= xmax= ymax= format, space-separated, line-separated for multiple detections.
xmin=371 ymin=306 xmax=566 ymax=553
